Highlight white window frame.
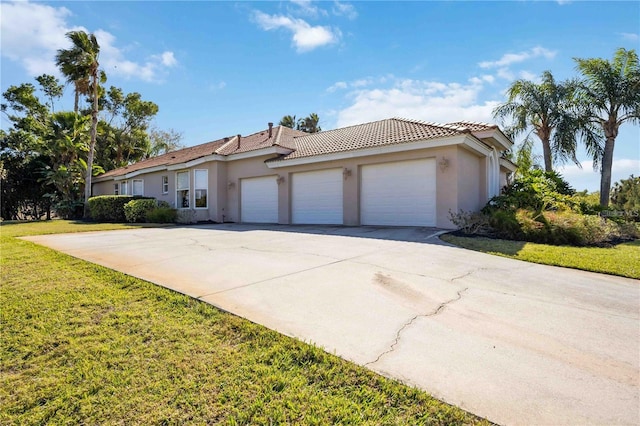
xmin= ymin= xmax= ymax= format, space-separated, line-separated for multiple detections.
xmin=132 ymin=179 xmax=144 ymax=196
xmin=194 ymin=169 xmax=208 ymax=209
xmin=114 ymin=183 xmax=119 ymax=195
xmin=162 ymin=175 xmax=169 ymax=194
xmin=120 ymin=180 xmax=129 ymax=195
xmin=176 ymin=171 xmax=190 ymax=209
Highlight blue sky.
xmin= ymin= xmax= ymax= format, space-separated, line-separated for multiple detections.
xmin=1 ymin=0 xmax=639 ymax=191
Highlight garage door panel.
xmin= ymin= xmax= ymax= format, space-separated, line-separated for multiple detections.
xmin=361 ymin=158 xmax=436 ymax=227
xmin=241 ymin=176 xmax=278 ymax=223
xmin=292 ymin=169 xmax=343 ymax=224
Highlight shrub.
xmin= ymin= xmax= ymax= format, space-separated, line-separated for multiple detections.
xmin=88 ymin=195 xmax=153 ymax=222
xmin=53 ymin=199 xmax=84 ymax=220
xmin=146 ymin=207 xmax=177 ymax=223
xmin=484 ymin=169 xmax=575 ymax=214
xmin=124 ymin=199 xmax=158 ymax=223
xmin=488 ymin=209 xmax=523 ymax=239
xmin=448 ymin=210 xmax=491 ymax=234
xmin=610 ymin=175 xmax=640 ymax=222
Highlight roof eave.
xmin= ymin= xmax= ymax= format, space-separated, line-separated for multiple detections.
xmin=470 ymin=129 xmax=513 ymax=151
xmin=499 ymin=157 xmax=518 ymax=172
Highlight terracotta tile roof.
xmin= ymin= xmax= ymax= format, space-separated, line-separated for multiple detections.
xmin=96 ymin=118 xmax=505 ymax=179
xmin=274 ymin=117 xmax=468 ymax=161
xmin=214 ymin=125 xmax=306 ymax=155
xmin=97 ymin=125 xmax=306 ymax=179
xmin=446 ymin=121 xmax=497 ymax=132
xmin=98 ymin=138 xmax=228 ymax=178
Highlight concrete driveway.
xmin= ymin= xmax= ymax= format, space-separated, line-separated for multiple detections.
xmin=24 ymin=224 xmax=639 ymax=425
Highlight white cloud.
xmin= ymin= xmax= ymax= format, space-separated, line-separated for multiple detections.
xmin=327 ymin=81 xmax=348 ymax=92
xmin=0 ymin=0 xmax=177 ymax=82
xmin=159 ymin=51 xmax=177 ymax=67
xmin=252 ymin=10 xmax=340 ymax=52
xmin=620 ymin=32 xmax=639 ymax=42
xmin=289 ymin=0 xmax=328 ymax=18
xmin=0 ymin=1 xmax=84 ymax=76
xmin=332 ymin=1 xmax=358 ymax=20
xmin=96 ymin=30 xmax=177 ymax=82
xmin=519 ymin=70 xmax=538 ymax=81
xmin=336 ymin=77 xmax=499 ymax=128
xmin=479 ymin=46 xmax=557 ymax=69
xmin=326 ymin=76 xmax=389 ymax=93
xmin=497 ymin=67 xmax=515 ymax=81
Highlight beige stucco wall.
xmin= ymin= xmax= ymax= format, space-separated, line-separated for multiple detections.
xmin=92 ymin=180 xmax=114 ymax=196
xmin=455 ymin=147 xmax=484 ymax=214
xmin=225 ymin=155 xmax=279 ymax=223
xmin=270 ymin=145 xmax=460 ymax=228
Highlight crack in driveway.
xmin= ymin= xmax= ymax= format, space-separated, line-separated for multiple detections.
xmin=364 ymin=287 xmax=469 ymax=367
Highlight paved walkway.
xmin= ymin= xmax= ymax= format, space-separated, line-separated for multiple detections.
xmin=24 ymin=224 xmax=640 ymax=425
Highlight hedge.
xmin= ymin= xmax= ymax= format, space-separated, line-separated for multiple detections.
xmin=88 ymin=195 xmax=153 ymax=222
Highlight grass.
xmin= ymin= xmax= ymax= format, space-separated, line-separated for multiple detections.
xmin=1 ymin=220 xmax=487 ymax=425
xmin=441 ymin=234 xmax=640 ymax=279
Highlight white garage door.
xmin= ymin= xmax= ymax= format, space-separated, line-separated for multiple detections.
xmin=361 ymin=158 xmax=436 ymax=227
xmin=241 ymin=176 xmax=278 ymax=223
xmin=292 ymin=169 xmax=343 ymax=224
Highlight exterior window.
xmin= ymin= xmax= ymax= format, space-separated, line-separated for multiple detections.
xmin=194 ymin=169 xmax=208 ymax=208
xmin=132 ymin=179 xmax=144 ymax=196
xmin=176 ymin=171 xmax=189 ymax=208
xmin=162 ymin=175 xmax=169 ymax=194
xmin=114 ymin=184 xmax=119 ymax=195
xmin=120 ymin=181 xmax=128 ymax=195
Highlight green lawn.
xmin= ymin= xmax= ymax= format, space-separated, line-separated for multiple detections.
xmin=1 ymin=220 xmax=486 ymax=425
xmin=440 ymin=234 xmax=640 ymax=280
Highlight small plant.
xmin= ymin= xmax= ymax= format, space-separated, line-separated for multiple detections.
xmin=146 ymin=207 xmax=177 ymax=223
xmin=448 ymin=210 xmax=491 ymax=234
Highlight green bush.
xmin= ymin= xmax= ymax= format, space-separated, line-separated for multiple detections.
xmin=484 ymin=169 xmax=575 ymax=214
xmin=124 ymin=199 xmax=158 ymax=223
xmin=486 ymin=208 xmax=638 ymax=246
xmin=89 ymin=196 xmax=133 ymax=222
xmin=610 ymin=175 xmax=640 ymax=222
xmin=146 ymin=207 xmax=177 ymax=223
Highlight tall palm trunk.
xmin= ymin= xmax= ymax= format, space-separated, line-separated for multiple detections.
xmin=84 ymin=68 xmax=99 ymax=218
xmin=540 ymin=139 xmax=553 ymax=172
xmin=73 ymin=82 xmax=80 ymax=114
xmin=599 ymin=136 xmax=616 ymax=207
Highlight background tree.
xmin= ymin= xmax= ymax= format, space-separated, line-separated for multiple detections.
xmin=279 ymin=113 xmax=321 ymax=133
xmin=41 ymin=112 xmax=92 ymax=218
xmin=56 ymin=30 xmax=101 ymax=217
xmin=146 ymin=128 xmax=184 ymax=158
xmin=610 ymin=175 xmax=639 ymax=219
xmin=95 ymin=87 xmax=159 ymax=169
xmin=574 ymin=48 xmax=640 ymax=207
xmin=279 ymin=115 xmax=296 ymax=129
xmin=35 ymin=75 xmax=64 ymax=113
xmin=297 ymin=113 xmax=321 ymax=133
xmin=493 ymin=71 xmax=580 ymax=172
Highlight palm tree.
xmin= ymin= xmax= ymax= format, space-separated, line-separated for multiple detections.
xmin=55 ymin=31 xmax=101 ymax=217
xmin=298 ymin=113 xmax=322 ymax=133
xmin=493 ymin=71 xmax=579 ymax=172
xmin=279 ymin=115 xmax=297 ymax=129
xmin=574 ymin=48 xmax=640 ymax=207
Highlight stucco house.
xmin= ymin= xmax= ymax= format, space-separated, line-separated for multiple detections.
xmin=92 ymin=117 xmax=515 ymax=228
